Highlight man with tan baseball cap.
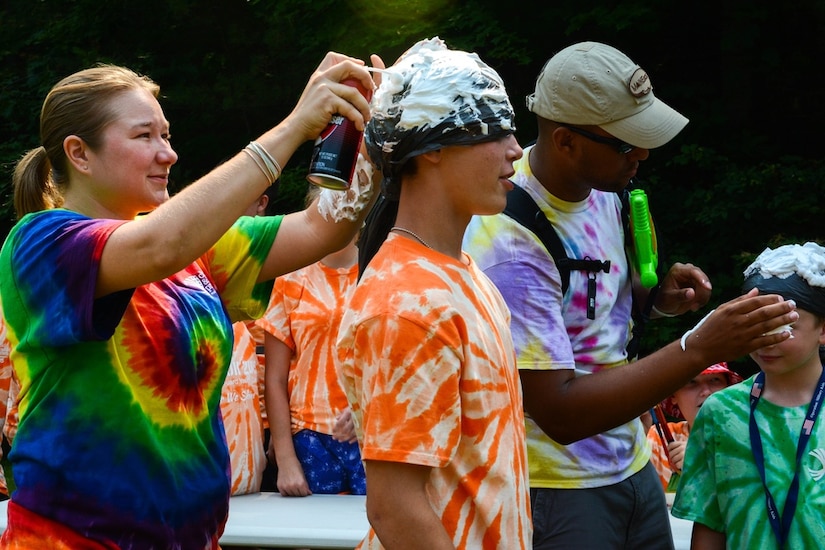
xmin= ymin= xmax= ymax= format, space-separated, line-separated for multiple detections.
xmin=464 ymin=41 xmax=795 ymax=549
xmin=526 ymin=41 xmax=688 ymax=150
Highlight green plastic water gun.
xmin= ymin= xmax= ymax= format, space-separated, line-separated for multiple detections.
xmin=629 ymin=188 xmax=658 ymax=288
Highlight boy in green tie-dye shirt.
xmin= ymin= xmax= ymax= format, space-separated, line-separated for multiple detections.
xmin=673 ymin=243 xmax=825 ymax=549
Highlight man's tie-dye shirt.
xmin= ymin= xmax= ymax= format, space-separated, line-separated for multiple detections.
xmin=463 ymin=146 xmax=650 ymax=489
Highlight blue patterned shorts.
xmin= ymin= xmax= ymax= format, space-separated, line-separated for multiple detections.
xmin=292 ymin=429 xmax=366 ymax=495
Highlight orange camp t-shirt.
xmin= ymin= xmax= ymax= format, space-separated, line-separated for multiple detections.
xmin=337 ymin=234 xmax=531 ymax=549
xmin=0 ymin=315 xmax=11 ymax=496
xmin=220 ymin=321 xmax=267 ymax=495
xmin=257 ymin=261 xmax=357 ymax=435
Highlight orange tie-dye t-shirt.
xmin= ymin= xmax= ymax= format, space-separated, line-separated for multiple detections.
xmin=337 ymin=234 xmax=531 ymax=549
xmin=243 ymin=320 xmax=268 ymax=428
xmin=0 ymin=314 xmax=11 ymax=496
xmin=646 ymin=420 xmax=690 ymax=491
xmin=257 ymin=261 xmax=357 ymax=435
xmin=220 ymin=321 xmax=267 ymax=495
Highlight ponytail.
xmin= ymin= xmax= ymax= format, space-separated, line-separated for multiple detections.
xmin=12 ymin=147 xmax=62 ymax=218
xmin=355 ymin=158 xmax=417 ymax=279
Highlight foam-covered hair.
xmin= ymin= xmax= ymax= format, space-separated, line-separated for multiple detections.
xmin=358 ymin=38 xmax=515 ymax=277
xmin=365 ymin=37 xmax=515 ymax=197
xmin=742 ymin=242 xmax=825 ymax=317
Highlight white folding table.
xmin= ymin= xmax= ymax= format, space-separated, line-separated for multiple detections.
xmin=219 ymin=492 xmax=368 ymax=548
xmin=0 ymin=491 xmax=693 ymax=549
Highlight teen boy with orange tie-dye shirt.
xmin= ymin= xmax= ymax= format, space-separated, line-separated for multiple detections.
xmin=337 ymin=38 xmax=531 ymax=549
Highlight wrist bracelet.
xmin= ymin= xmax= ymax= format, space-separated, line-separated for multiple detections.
xmin=652 ymin=305 xmax=678 ymax=318
xmin=243 ymin=141 xmax=282 ymax=185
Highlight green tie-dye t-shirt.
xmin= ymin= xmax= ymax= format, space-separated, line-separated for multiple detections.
xmin=672 ymin=378 xmax=825 ymax=548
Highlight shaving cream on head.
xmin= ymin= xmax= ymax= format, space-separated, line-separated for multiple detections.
xmin=372 ymin=37 xmax=513 ymax=132
xmin=365 ymin=37 xmax=515 ymax=190
xmin=743 ymin=242 xmax=825 ymax=288
xmin=742 ymin=241 xmax=825 ymax=322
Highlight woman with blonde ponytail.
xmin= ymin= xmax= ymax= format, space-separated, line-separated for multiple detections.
xmin=0 ymin=57 xmax=378 ymax=549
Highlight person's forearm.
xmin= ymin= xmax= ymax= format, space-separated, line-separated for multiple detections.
xmin=524 ymin=340 xmax=708 ymax=443
xmin=269 ymin=391 xmax=298 ymax=466
xmin=264 ymin=335 xmax=313 ymax=495
xmin=264 ymin=344 xmax=296 ymax=463
xmin=98 ymin=122 xmax=301 ymax=298
xmin=258 ymin=162 xmax=379 ymax=282
xmin=264 ymin=335 xmax=297 ymax=465
xmin=526 ymin=291 xmax=796 ymax=443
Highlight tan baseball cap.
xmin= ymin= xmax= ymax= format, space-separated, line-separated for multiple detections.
xmin=526 ymin=41 xmax=689 ymax=149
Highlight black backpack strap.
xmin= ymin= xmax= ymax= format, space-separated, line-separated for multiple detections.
xmin=503 ymin=185 xmax=571 ymax=294
xmin=503 ymin=186 xmax=610 ymax=302
xmin=503 ymin=183 xmax=660 ymax=356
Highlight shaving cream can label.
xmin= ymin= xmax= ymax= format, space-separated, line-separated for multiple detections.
xmin=307 ymin=78 xmax=371 ymax=190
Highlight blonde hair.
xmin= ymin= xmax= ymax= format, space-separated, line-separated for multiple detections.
xmin=304 ymin=184 xmax=322 ymax=208
xmin=13 ymin=64 xmax=160 ymax=218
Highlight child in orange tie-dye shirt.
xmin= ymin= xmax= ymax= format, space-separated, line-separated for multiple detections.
xmin=0 ymin=314 xmax=12 ymax=498
xmin=337 ymin=38 xmax=531 ymax=549
xmin=221 ymin=321 xmax=268 ymax=495
xmin=647 ymin=362 xmax=742 ymax=492
xmin=257 ymin=224 xmax=365 ymax=496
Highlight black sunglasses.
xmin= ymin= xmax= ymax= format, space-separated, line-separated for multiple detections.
xmin=560 ymin=124 xmax=635 ymax=155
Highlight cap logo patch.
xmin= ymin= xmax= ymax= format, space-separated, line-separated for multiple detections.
xmin=628 ymin=68 xmax=652 ymax=97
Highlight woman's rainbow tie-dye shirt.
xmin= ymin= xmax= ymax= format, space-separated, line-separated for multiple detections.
xmin=0 ymin=208 xmax=280 ymax=548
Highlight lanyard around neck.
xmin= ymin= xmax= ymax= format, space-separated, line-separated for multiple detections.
xmin=749 ymin=366 xmax=825 ymax=549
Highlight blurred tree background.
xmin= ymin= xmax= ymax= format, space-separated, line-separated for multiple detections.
xmin=2 ymin=0 xmax=824 ymax=373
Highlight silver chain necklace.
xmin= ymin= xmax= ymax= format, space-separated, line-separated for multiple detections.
xmin=390 ymin=226 xmax=432 ymax=249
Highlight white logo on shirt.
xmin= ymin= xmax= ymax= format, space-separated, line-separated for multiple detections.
xmin=183 ymin=273 xmax=216 ymax=295
xmin=808 ymin=448 xmax=825 ymax=481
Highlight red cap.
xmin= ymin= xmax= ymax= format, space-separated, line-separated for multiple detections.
xmin=700 ymin=362 xmax=743 ymax=382
xmin=661 ymin=362 xmax=743 ymax=420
